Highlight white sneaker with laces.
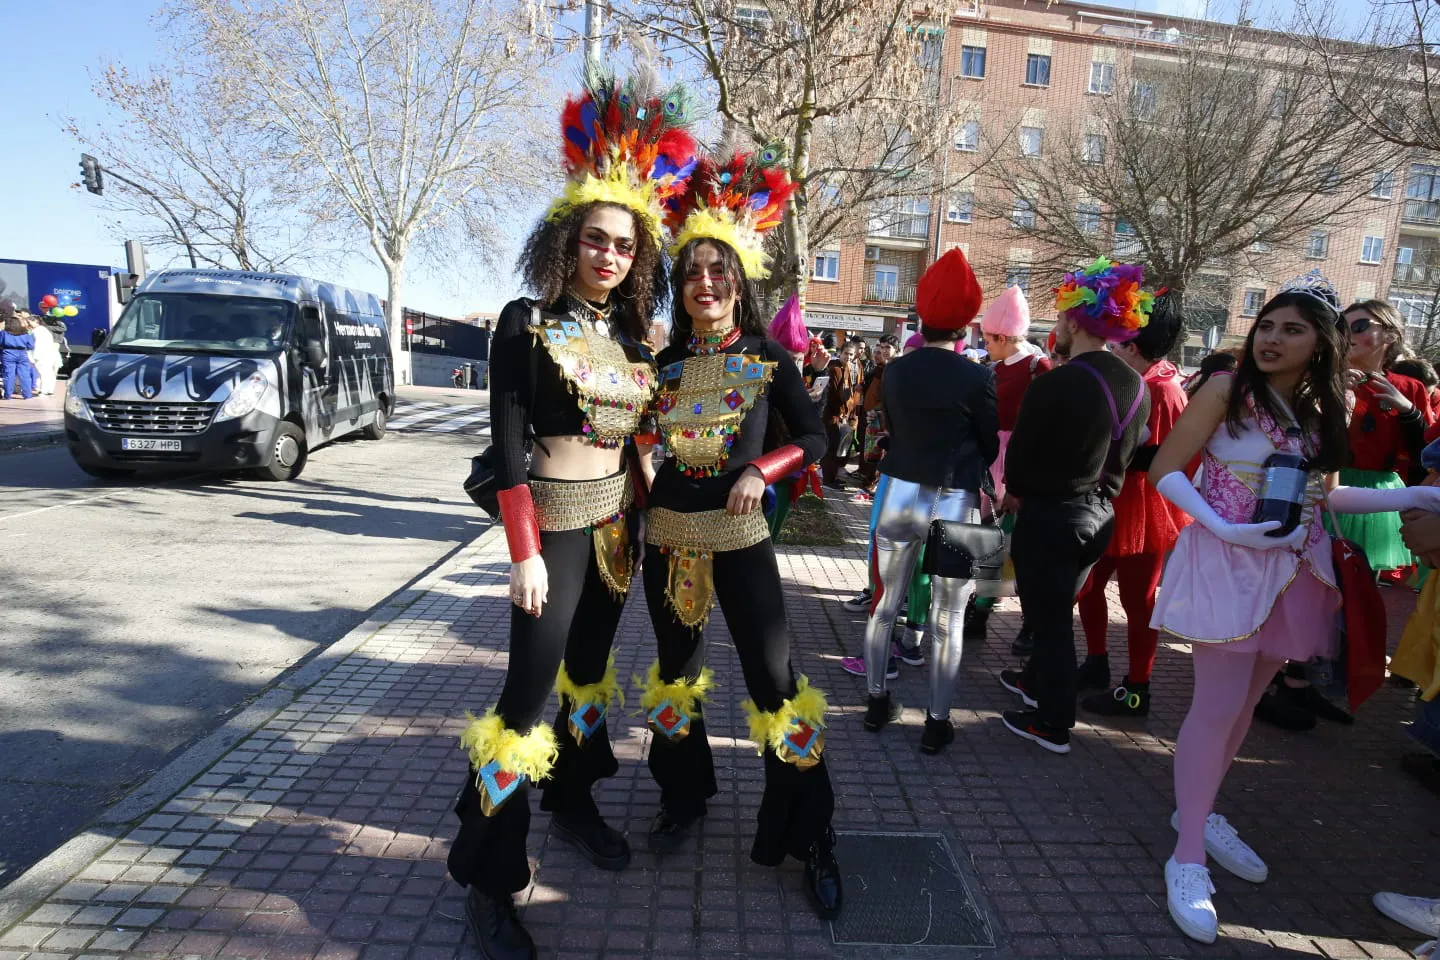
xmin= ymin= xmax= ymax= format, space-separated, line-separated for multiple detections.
xmin=1165 ymin=857 xmax=1218 ymax=944
xmin=1374 ymin=892 xmax=1440 ymax=937
xmin=1170 ymin=810 xmax=1268 ymax=883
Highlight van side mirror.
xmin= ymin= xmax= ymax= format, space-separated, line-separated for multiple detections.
xmin=304 ymin=339 xmax=327 ymax=371
xmin=91 ymin=329 xmax=108 ymax=349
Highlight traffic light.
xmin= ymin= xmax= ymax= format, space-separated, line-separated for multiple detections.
xmin=79 ymin=154 xmax=104 ymax=195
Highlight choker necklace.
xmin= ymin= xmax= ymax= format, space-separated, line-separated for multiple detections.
xmin=688 ymin=326 xmax=741 ymax=355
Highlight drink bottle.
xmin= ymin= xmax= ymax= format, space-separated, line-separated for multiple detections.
xmin=1253 ymin=427 xmax=1308 ymax=537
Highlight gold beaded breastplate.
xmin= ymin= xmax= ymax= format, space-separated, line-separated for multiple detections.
xmin=531 ymin=302 xmax=657 ymax=449
xmin=654 ymin=352 xmax=776 ymax=477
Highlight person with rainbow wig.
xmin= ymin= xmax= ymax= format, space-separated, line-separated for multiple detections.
xmin=997 ymin=257 xmax=1154 ymax=755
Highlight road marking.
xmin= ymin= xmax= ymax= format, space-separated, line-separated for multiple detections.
xmin=0 ymin=489 xmax=130 ymax=523
xmin=432 ymin=412 xmax=491 ymax=433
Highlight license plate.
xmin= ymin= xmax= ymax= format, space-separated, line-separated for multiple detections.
xmin=121 ymin=437 xmax=183 ymax=452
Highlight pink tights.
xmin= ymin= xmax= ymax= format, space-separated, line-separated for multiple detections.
xmin=1172 ymin=645 xmax=1285 ymax=864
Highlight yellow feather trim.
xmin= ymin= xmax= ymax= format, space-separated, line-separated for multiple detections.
xmin=546 ymin=171 xmax=663 ymax=245
xmin=458 ymin=709 xmax=559 ymax=782
xmin=634 ymin=661 xmax=715 ymax=714
xmin=556 ymin=652 xmax=625 ymax=710
xmin=670 ymin=207 xmax=771 ymax=279
xmin=742 ymin=675 xmax=829 ymax=755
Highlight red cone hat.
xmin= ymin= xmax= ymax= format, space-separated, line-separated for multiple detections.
xmin=916 ymin=247 xmax=983 ymax=331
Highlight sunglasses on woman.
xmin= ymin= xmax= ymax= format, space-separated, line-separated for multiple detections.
xmin=1348 ymin=316 xmax=1374 ymax=335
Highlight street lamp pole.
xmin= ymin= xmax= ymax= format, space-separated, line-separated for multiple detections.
xmin=88 ymin=163 xmax=200 ymax=269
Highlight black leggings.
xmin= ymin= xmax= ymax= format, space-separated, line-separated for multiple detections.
xmin=643 ymin=538 xmax=834 ymax=865
xmin=448 ymin=524 xmax=627 ymax=895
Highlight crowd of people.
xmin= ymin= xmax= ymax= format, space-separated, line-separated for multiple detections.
xmin=450 ymin=70 xmax=1440 ymax=960
xmin=0 ymin=299 xmax=68 ymax=399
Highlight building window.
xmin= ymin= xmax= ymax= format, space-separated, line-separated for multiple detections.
xmin=1392 ymin=293 xmax=1436 ymax=329
xmin=1025 ymin=54 xmax=1051 ymax=87
xmin=1361 ymin=235 xmax=1385 ymax=264
xmin=1011 ymin=195 xmax=1036 ymax=229
xmin=1320 ymin=165 xmax=1341 ymax=194
xmin=872 ymin=265 xmax=900 ymax=301
xmin=1114 ymin=219 xmax=1140 ymax=257
xmin=1005 ymin=265 xmax=1032 ymax=292
xmin=961 ymin=45 xmax=986 ymax=79
xmin=813 ymin=250 xmax=839 ymax=281
xmin=1131 ymin=82 xmax=1157 ymax=121
xmin=1373 ymin=169 xmax=1396 ymax=199
xmin=1306 ymin=230 xmax=1330 ymax=259
xmin=1407 ymin=163 xmax=1440 ymax=223
xmin=955 ymin=119 xmax=980 ymax=152
xmin=1083 ymin=134 xmax=1106 ymax=164
xmin=1019 ymin=126 xmax=1044 ymax=158
xmin=1077 ymin=202 xmax=1102 ymax=235
xmin=1268 ymin=88 xmax=1287 ymax=119
xmin=1241 ymin=288 xmax=1266 ymax=316
xmin=1088 ymin=61 xmax=1115 ymax=95
xmin=946 ymin=191 xmax=974 ymax=223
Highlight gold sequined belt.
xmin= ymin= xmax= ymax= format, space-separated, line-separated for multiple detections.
xmin=531 ymin=471 xmax=632 ymax=532
xmin=645 ymin=506 xmax=769 ymax=553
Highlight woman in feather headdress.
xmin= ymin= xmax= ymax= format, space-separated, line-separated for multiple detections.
xmin=446 ymin=71 xmax=696 ymax=960
xmin=637 ymin=147 xmax=843 ymax=920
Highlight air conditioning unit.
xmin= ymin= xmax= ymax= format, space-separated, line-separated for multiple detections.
xmin=864 ymin=246 xmax=881 ymax=262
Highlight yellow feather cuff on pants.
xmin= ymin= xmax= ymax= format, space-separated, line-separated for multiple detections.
xmin=743 ymin=675 xmax=828 ymax=769
xmin=458 ymin=709 xmax=559 ymax=816
xmin=635 ymin=662 xmax=715 ymax=742
xmin=556 ymin=652 xmax=624 ymax=744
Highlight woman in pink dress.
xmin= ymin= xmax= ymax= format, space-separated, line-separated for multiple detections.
xmin=1148 ymin=280 xmax=1440 ymax=945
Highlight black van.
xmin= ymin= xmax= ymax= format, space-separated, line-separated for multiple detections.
xmin=64 ymin=269 xmax=394 ymax=480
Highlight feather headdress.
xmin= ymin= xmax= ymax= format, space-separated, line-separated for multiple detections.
xmin=668 ymin=144 xmax=798 ymax=280
xmin=1054 ymin=256 xmax=1153 ymax=342
xmin=548 ymin=70 xmax=699 ymax=245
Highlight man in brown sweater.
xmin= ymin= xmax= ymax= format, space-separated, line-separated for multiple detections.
xmin=821 ymin=338 xmax=864 ymax=487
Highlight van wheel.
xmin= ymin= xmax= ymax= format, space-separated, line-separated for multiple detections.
xmin=361 ymin=402 xmax=388 ymax=440
xmin=77 ymin=463 xmax=135 ymax=480
xmin=258 ymin=422 xmax=307 ymax=481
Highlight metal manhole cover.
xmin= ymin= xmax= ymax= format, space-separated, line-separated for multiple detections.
xmin=830 ymin=831 xmax=995 ymax=948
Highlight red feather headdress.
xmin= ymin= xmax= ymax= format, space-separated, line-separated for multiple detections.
xmin=668 ymin=145 xmax=797 ymax=279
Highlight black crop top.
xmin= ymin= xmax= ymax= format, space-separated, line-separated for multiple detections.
xmin=490 ymin=297 xmax=657 ymax=490
xmin=649 ymin=335 xmax=826 ymax=513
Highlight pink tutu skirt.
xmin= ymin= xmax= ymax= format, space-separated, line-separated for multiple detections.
xmin=1222 ymin=566 xmax=1340 ymax=661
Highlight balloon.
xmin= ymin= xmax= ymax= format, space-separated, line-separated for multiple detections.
xmin=40 ymin=295 xmax=58 ymax=309
xmin=63 ymin=305 xmax=78 ymax=317
xmin=50 ymin=307 xmax=64 ymax=317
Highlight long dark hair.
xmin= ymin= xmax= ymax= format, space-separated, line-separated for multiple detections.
xmin=1224 ymin=290 xmax=1349 ymax=471
xmin=668 ymin=238 xmax=766 ymax=347
xmin=516 ymin=200 xmax=665 ymax=342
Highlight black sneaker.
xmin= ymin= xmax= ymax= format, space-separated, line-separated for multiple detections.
xmin=998 ymin=668 xmax=1037 ymax=708
xmin=464 ymin=888 xmax=537 ymax=960
xmin=893 ymin=631 xmax=925 ymax=666
xmin=648 ymin=807 xmax=699 ymax=854
xmin=840 ymin=590 xmax=872 ymax=612
xmin=804 ymin=827 xmax=843 ymax=920
xmin=1010 ymin=623 xmax=1034 ymax=657
xmin=920 ymin=716 xmax=954 ymax=755
xmin=963 ymin=597 xmax=990 ymax=639
xmin=1082 ymin=677 xmax=1150 ymax=718
xmin=1253 ymin=689 xmax=1315 ymax=731
xmin=1279 ymin=682 xmax=1355 ymax=725
xmin=1076 ymin=653 xmax=1111 ymax=692
xmin=1001 ymin=709 xmax=1071 ymax=754
xmin=863 ymin=692 xmax=901 ymax=732
xmin=550 ymin=813 xmax=631 ymax=870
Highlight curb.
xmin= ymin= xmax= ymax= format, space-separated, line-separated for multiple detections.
xmin=0 ymin=522 xmax=503 ymax=933
xmin=0 ymin=427 xmax=64 ymax=452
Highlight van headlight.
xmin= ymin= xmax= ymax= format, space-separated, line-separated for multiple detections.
xmin=64 ymin=391 xmax=92 ymax=422
xmin=216 ymin=373 xmax=268 ymax=421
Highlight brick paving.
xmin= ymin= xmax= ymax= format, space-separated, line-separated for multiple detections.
xmin=0 ymin=489 xmax=1436 ymax=959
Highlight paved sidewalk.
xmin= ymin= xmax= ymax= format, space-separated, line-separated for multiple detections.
xmin=0 ymin=384 xmax=65 ymax=450
xmin=0 ymin=489 xmax=1434 ymax=959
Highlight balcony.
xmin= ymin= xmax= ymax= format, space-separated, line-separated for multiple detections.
xmin=868 ymin=217 xmax=930 ymax=241
xmin=1404 ymin=199 xmax=1440 ymax=227
xmin=1394 ymin=262 xmax=1440 ymax=287
xmin=862 ymin=280 xmax=917 ymax=306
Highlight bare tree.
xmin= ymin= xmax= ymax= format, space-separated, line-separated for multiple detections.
xmin=617 ymin=0 xmax=977 ymax=305
xmin=68 ymin=63 xmax=331 ymax=273
xmin=181 ymin=0 xmax=548 ymax=382
xmin=979 ymin=25 xmax=1399 ymax=335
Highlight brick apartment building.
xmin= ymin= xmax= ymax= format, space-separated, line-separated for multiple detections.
xmin=805 ymin=0 xmax=1440 ymax=363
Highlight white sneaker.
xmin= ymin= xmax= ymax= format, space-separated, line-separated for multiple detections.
xmin=1165 ymin=857 xmax=1218 ymax=944
xmin=1170 ymin=810 xmax=1268 ymax=883
xmin=1375 ymin=892 xmax=1440 ymax=937
xmin=841 ymin=591 xmax=872 ymax=612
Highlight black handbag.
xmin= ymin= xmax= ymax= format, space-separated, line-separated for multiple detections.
xmin=923 ymin=508 xmax=1007 ymax=582
xmin=463 ymin=447 xmax=501 ymax=518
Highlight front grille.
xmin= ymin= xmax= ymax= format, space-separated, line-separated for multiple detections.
xmin=89 ymin=400 xmax=217 ymax=435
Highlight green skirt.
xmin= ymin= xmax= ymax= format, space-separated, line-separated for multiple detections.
xmin=1326 ymin=468 xmax=1413 ymax=571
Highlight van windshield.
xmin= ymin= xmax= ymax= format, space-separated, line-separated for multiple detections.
xmin=109 ymin=293 xmax=295 ymax=355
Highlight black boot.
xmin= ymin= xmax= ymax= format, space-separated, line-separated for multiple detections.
xmin=648 ymin=806 xmax=699 ymax=854
xmin=464 ymin=888 xmax=536 ymax=960
xmin=550 ymin=813 xmax=631 ymax=870
xmin=1075 ymin=653 xmax=1111 ymax=692
xmin=1253 ymin=688 xmax=1315 ymax=731
xmin=1081 ymin=676 xmax=1150 ymax=717
xmin=964 ymin=597 xmax=990 ymax=640
xmin=863 ymin=692 xmax=900 ymax=732
xmin=920 ymin=716 xmax=955 ymax=754
xmin=1278 ymin=682 xmax=1355 ymax=725
xmin=1010 ymin=622 xmax=1034 ymax=657
xmin=804 ymin=827 xmax=843 ymax=920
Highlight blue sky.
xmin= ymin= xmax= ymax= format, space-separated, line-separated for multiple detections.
xmin=1 ymin=0 xmax=1372 ymax=316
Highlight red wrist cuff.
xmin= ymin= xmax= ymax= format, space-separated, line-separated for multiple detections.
xmin=496 ymin=485 xmax=541 ymax=562
xmin=751 ymin=444 xmax=807 ymax=485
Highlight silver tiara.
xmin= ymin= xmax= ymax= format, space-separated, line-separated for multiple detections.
xmin=1278 ymin=269 xmax=1341 ymax=312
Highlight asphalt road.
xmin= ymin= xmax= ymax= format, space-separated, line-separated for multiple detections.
xmin=0 ymin=401 xmax=491 ymax=889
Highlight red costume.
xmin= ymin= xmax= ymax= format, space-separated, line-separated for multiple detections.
xmin=1078 ymin=359 xmax=1190 ymax=684
xmin=1352 ymin=372 xmax=1432 ymax=476
xmin=994 ymin=351 xmax=1052 ymax=431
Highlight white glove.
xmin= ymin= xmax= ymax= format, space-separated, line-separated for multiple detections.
xmin=1155 ymin=471 xmax=1309 ymax=552
xmin=1329 ymin=484 xmax=1440 ymax=514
